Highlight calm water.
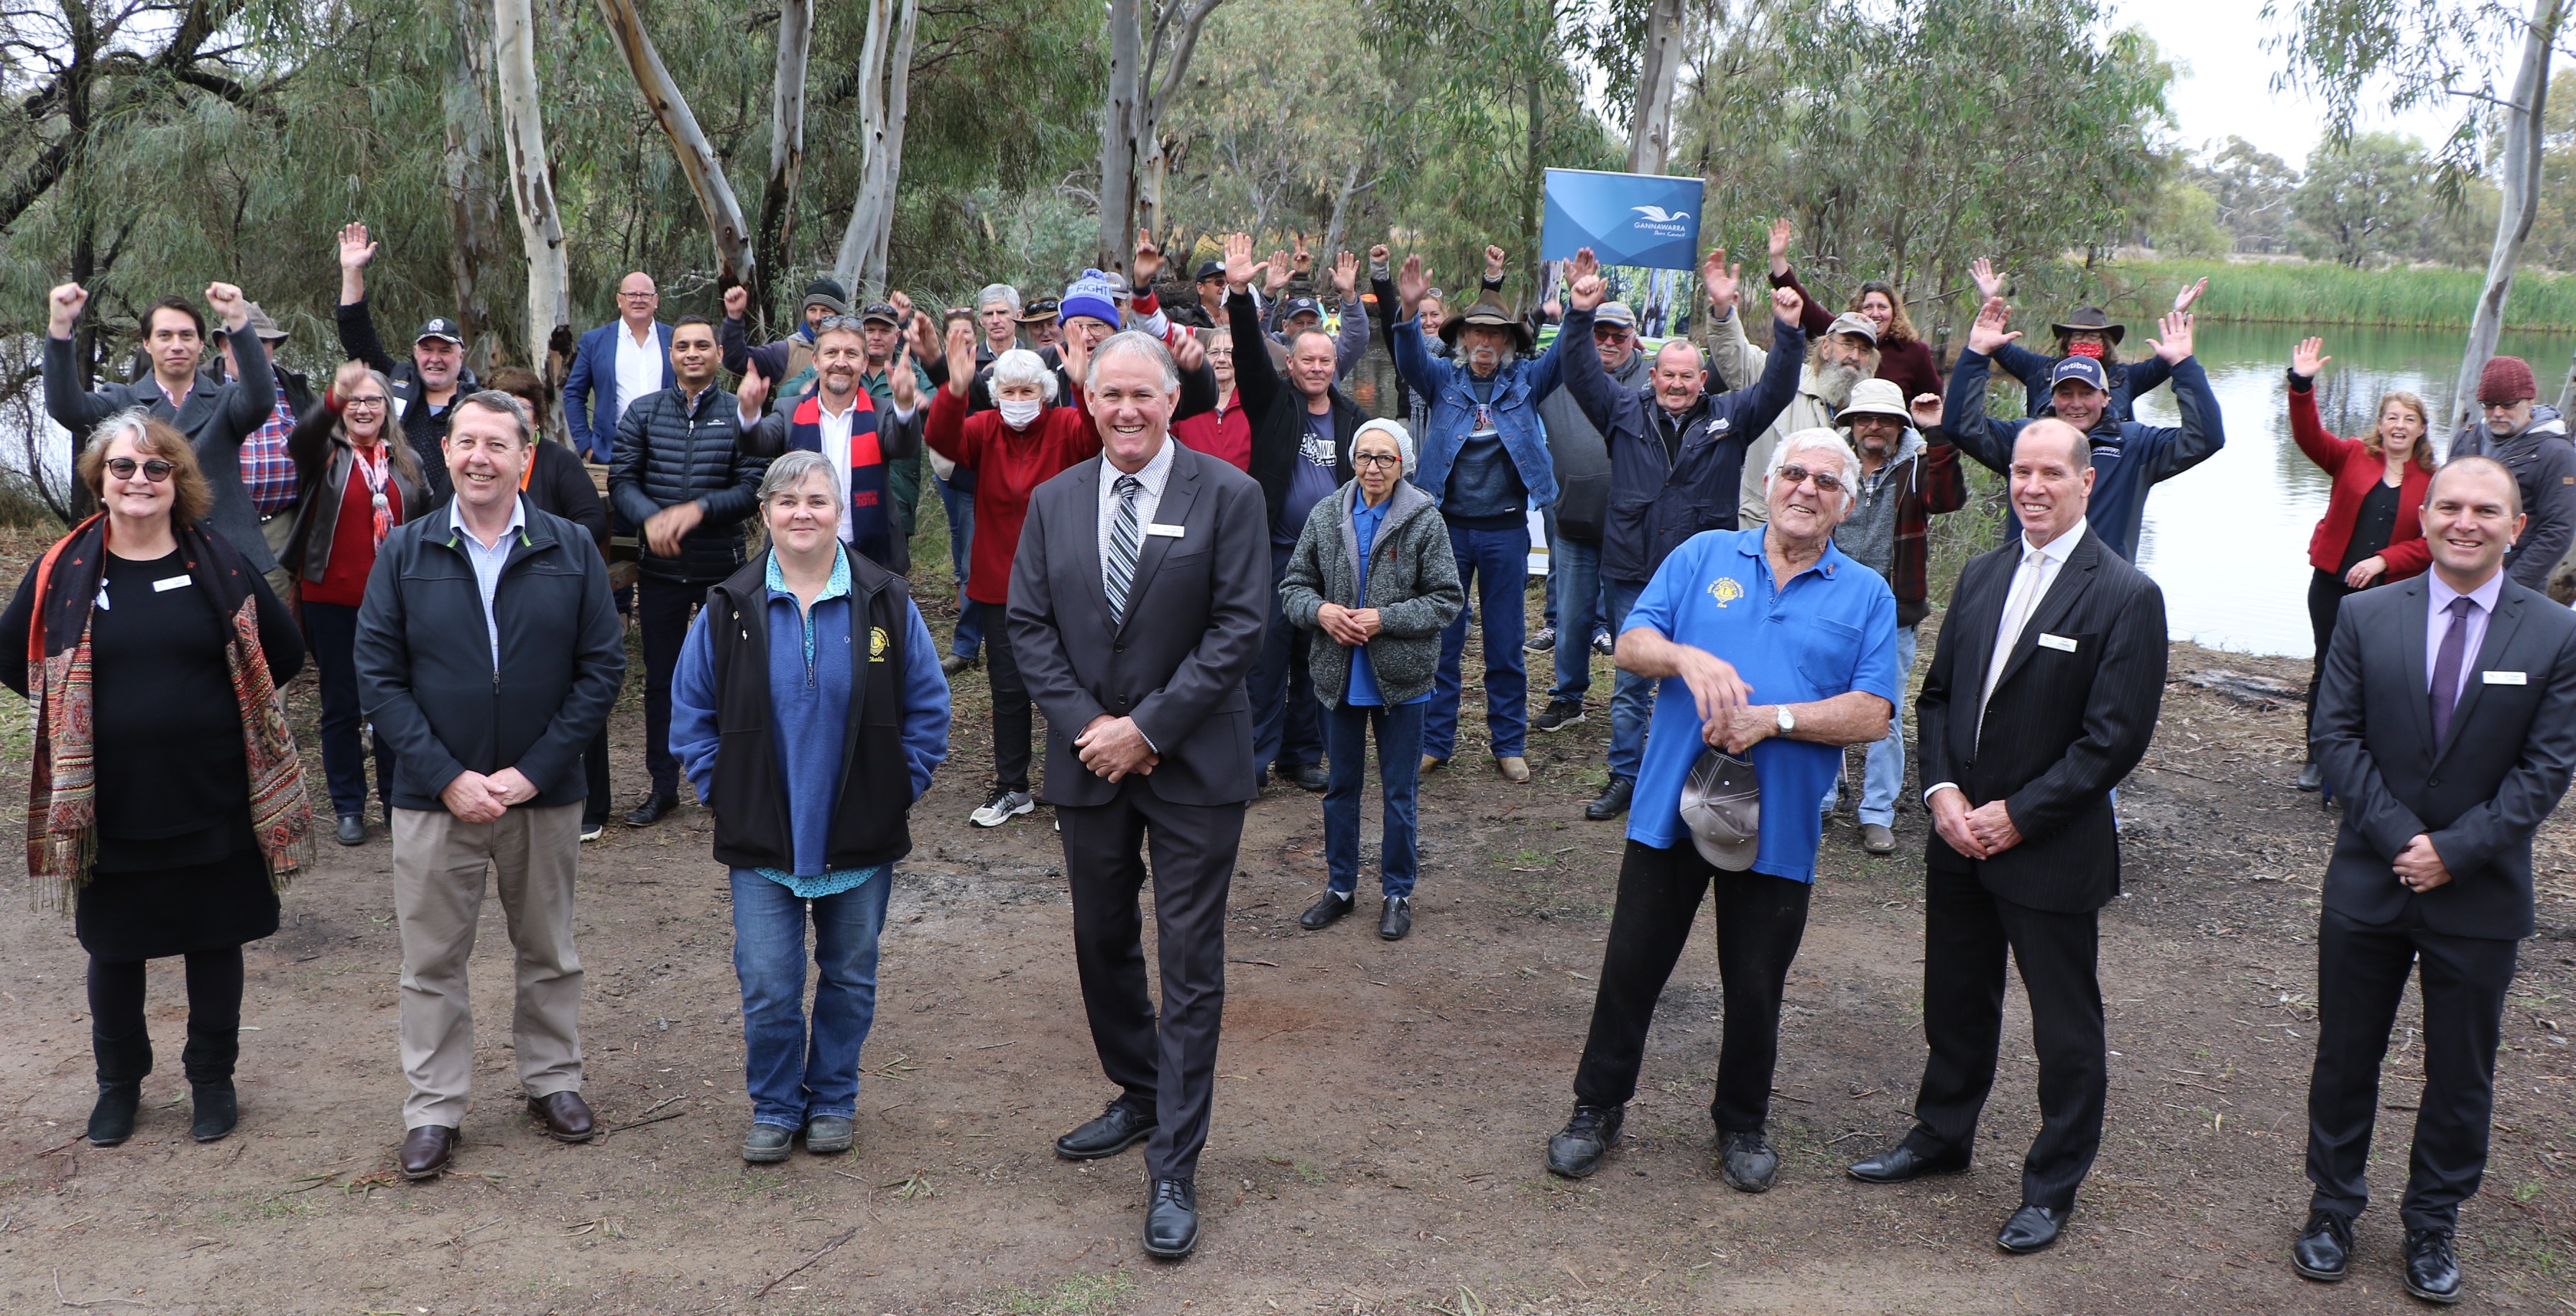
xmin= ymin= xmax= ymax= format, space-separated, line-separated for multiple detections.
xmin=2123 ymin=323 xmax=2576 ymax=658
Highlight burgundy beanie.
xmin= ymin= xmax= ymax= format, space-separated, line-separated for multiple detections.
xmin=2479 ymin=355 xmax=2537 ymax=405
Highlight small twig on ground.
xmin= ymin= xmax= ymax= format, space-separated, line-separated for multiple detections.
xmin=435 ymin=1218 xmax=504 ymax=1250
xmin=639 ymin=1095 xmax=692 ymax=1115
xmin=1229 ymin=958 xmax=1280 ymax=967
xmin=52 ymin=1266 xmax=148 ymax=1308
xmin=971 ymin=1040 xmax=1015 ymax=1049
xmin=598 ymin=1108 xmax=692 ymax=1140
xmin=31 ymin=1138 xmax=82 ymax=1159
xmin=750 ymin=1226 xmax=859 ymax=1299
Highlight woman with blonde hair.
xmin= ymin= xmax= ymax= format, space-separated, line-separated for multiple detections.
xmin=1 ymin=410 xmax=310 ymax=1146
xmin=2286 ymin=336 xmax=2436 ymax=792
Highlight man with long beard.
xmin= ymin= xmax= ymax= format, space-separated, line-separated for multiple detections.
xmin=1707 ymin=282 xmax=1883 ymax=526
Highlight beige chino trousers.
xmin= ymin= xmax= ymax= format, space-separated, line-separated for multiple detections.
xmin=391 ymin=803 xmax=585 ymax=1129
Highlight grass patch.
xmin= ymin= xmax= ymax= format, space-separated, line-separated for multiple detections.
xmin=2100 ymin=259 xmax=2576 ymax=332
xmin=991 ymin=1270 xmax=1137 ymax=1315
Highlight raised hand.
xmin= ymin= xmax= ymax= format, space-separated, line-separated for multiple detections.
xmin=1700 ymin=248 xmax=1741 ymax=312
xmin=46 ymin=282 xmax=88 ymax=336
xmin=1169 ymin=328 xmax=1206 ymax=374
xmin=2148 ymin=309 xmax=2195 ymax=364
xmin=206 ymin=282 xmax=249 ymax=331
xmin=1331 ymin=250 xmax=1359 ymax=301
xmin=1291 ymin=234 xmax=1311 ymax=272
xmin=1770 ymin=284 xmax=1804 ymax=326
xmin=338 ymin=222 xmax=378 ymax=271
xmin=1766 ymin=217 xmax=1793 ymax=276
xmin=890 ymin=346 xmax=918 ymax=411
xmin=1224 ymin=232 xmax=1262 ymax=293
xmin=887 ymin=288 xmax=915 ymax=326
xmin=723 ymin=285 xmax=749 ymax=320
xmin=1911 ymin=393 xmax=1944 ymax=428
xmin=1566 ymin=247 xmax=1605 ymax=312
xmin=735 ymin=363 xmax=771 ymax=420
xmin=1133 ymin=226 xmax=1163 ymax=287
xmin=2172 ymin=276 xmax=2209 ymax=314
xmin=2291 ymin=336 xmax=2330 ymax=379
xmin=1369 ymin=243 xmax=1391 ymax=270
xmin=908 ymin=307 xmax=943 ymax=363
xmin=1264 ymin=250 xmax=1293 ymax=294
xmin=943 ymin=316 xmax=976 ymax=397
xmin=1970 ymin=256 xmax=2004 ymax=300
xmin=1484 ymin=245 xmax=1507 ymax=280
xmin=1395 ymin=253 xmax=1430 ymax=310
xmin=1061 ymin=318 xmax=1094 ymax=384
xmin=331 ymin=358 xmax=372 ymax=405
xmin=1965 ymin=295 xmax=2021 ymax=355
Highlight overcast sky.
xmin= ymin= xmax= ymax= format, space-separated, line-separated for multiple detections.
xmin=2110 ymin=0 xmax=2463 ymax=167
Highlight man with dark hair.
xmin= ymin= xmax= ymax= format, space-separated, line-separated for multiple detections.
xmin=43 ymin=280 xmax=284 ymax=581
xmin=337 ymin=222 xmax=480 ymax=500
xmin=609 ymin=315 xmax=772 ymax=827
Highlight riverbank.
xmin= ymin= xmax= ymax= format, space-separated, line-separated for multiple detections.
xmin=2100 ymin=257 xmax=2576 ymax=332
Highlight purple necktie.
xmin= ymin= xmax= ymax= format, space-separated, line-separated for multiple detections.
xmin=2429 ymin=596 xmax=2474 ymax=747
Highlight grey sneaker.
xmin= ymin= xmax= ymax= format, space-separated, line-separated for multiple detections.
xmin=1717 ymin=1127 xmax=1779 ymax=1192
xmin=1860 ymin=823 xmax=1896 ymax=855
xmin=1523 ymin=625 xmax=1557 ymax=653
xmin=970 ymin=788 xmax=1035 ymax=828
xmin=742 ymin=1123 xmax=794 ymax=1164
xmin=804 ymin=1114 xmax=854 ymax=1155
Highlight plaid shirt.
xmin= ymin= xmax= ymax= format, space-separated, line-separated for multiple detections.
xmin=239 ymin=379 xmax=300 ymax=516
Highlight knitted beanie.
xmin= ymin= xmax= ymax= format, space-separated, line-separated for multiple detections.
xmin=2480 ymin=355 xmax=2537 ymax=405
xmin=1059 ymin=270 xmax=1122 ymax=328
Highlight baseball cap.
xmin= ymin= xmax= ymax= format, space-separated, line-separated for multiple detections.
xmin=414 ymin=316 xmax=464 ymax=345
xmin=1825 ymin=312 xmax=1879 ymax=345
xmin=1594 ymin=301 xmax=1638 ymax=329
xmin=1677 ymin=749 xmax=1760 ymax=871
xmin=1279 ymin=295 xmax=1324 ymax=323
xmin=1194 ymin=259 xmax=1226 ymax=282
xmin=859 ymin=303 xmax=901 ymax=327
xmin=2049 ymin=356 xmax=2110 ymax=394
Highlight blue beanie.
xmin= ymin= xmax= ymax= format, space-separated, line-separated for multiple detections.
xmin=1059 ymin=269 xmax=1122 ymax=329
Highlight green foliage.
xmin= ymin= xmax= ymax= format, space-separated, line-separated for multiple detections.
xmin=2142 ymin=175 xmax=2232 ymax=259
xmin=2291 ymin=132 xmax=2436 ymax=267
xmin=2185 ymin=136 xmax=2300 ymax=254
xmin=2098 ymin=257 xmax=2576 ymax=330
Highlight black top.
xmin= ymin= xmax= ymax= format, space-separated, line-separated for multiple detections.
xmin=91 ymin=551 xmax=282 ymax=868
xmin=2338 ymin=479 xmax=2404 ymax=575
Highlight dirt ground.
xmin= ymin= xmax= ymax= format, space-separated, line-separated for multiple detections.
xmin=1 ymin=520 xmax=2571 ymax=1316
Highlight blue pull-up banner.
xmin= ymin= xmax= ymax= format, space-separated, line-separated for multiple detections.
xmin=1540 ymin=168 xmax=1704 ymax=271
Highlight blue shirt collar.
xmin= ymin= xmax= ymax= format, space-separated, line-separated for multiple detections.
xmin=446 ymin=494 xmax=525 ymax=548
xmin=767 ymin=543 xmax=853 ymax=603
xmin=1732 ymin=525 xmax=1845 ymax=582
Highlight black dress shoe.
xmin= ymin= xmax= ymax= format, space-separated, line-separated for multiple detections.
xmin=2404 ymin=1226 xmax=2462 ymax=1305
xmin=1716 ymin=1127 xmax=1779 ymax=1192
xmin=1845 ymin=1141 xmax=1970 ymax=1184
xmin=190 ymin=1080 xmax=239 ymax=1142
xmin=1288 ymin=762 xmax=1329 ymax=793
xmin=623 ymin=794 xmax=676 ymax=827
xmin=1054 ymin=1102 xmax=1155 ymax=1160
xmin=400 ymin=1125 xmax=460 ymax=1179
xmin=1544 ymin=1103 xmax=1624 ymax=1178
xmin=1378 ymin=896 xmax=1412 ymax=942
xmin=2291 ymin=1209 xmax=2353 ymax=1282
xmin=1298 ymin=890 xmax=1354 ymax=931
xmin=87 ymin=1080 xmax=140 ymax=1147
xmin=1143 ymin=1177 xmax=1199 ymax=1259
xmin=335 ymin=814 xmax=367 ymax=846
xmin=1584 ymin=776 xmax=1633 ymax=822
xmin=528 ymin=1090 xmax=596 ymax=1143
xmin=2297 ymin=760 xmax=2325 ymax=792
xmin=1997 ymin=1202 xmax=2064 ymax=1254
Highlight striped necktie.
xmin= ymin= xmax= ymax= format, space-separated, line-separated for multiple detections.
xmin=1106 ymin=474 xmax=1142 ymax=624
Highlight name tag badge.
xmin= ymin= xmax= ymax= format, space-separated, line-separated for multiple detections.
xmin=1146 ymin=523 xmax=1186 ymax=538
xmin=2036 ymin=632 xmax=2077 ymax=652
xmin=152 ymin=575 xmax=193 ymax=593
xmin=2483 ymin=670 xmax=2528 ymax=686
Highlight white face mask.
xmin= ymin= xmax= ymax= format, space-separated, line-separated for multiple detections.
xmin=997 ymin=398 xmax=1043 ymax=429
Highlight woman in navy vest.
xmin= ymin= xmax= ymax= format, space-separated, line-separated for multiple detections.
xmin=668 ymin=449 xmax=951 ymax=1163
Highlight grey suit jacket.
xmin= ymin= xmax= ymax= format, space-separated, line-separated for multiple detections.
xmin=2312 ymin=573 xmax=2576 ymax=939
xmin=1007 ymin=440 xmax=1268 ymax=809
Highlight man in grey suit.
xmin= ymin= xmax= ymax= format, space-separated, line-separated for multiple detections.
xmin=2295 ymin=456 xmax=2576 ymax=1303
xmin=1007 ymin=330 xmax=1269 ymax=1261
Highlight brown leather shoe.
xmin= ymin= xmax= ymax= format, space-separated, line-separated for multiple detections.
xmin=528 ymin=1090 xmax=596 ymax=1143
xmin=400 ymin=1125 xmax=458 ymax=1179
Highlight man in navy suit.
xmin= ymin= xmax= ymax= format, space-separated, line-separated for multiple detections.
xmin=2294 ymin=455 xmax=2576 ymax=1303
xmin=564 ymin=272 xmax=675 ymax=462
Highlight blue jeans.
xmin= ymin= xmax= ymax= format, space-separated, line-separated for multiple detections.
xmin=936 ymin=473 xmax=982 ymax=658
xmin=1604 ymin=577 xmax=1655 ymax=782
xmin=1548 ymin=534 xmax=1603 ymax=705
xmin=1426 ymin=524 xmax=1531 ymax=760
xmin=730 ymin=868 xmax=892 ymax=1128
xmin=1820 ymin=623 xmax=1916 ymax=826
xmin=1324 ymin=700 xmax=1426 ymax=898
xmin=301 ymin=600 xmax=394 ymax=818
xmin=1252 ymin=540 xmax=1324 ymax=773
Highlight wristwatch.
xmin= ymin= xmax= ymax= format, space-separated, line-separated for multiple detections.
xmin=1774 ymin=704 xmax=1796 ymax=735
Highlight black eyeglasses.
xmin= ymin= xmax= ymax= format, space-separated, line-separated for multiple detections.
xmin=1352 ymin=452 xmax=1403 ymax=468
xmin=1776 ymin=464 xmax=1845 ymax=494
xmin=106 ymin=457 xmax=175 ymax=482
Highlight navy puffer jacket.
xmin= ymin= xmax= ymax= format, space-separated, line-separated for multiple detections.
xmin=609 ymin=383 xmax=768 ymax=584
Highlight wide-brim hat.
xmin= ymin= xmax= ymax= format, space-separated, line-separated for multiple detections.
xmin=1837 ymin=377 xmax=1911 ymax=423
xmin=2048 ymin=306 xmax=2124 ymax=345
xmin=1439 ymin=290 xmax=1531 ymax=353
xmin=1017 ymin=297 xmax=1061 ymax=324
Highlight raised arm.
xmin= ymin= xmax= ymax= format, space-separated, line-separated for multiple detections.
xmin=1939 ymin=298 xmax=2028 ymax=474
xmin=2133 ymin=310 xmax=2224 ymax=484
xmin=41 ymin=282 xmax=119 ymax=438
xmin=2285 ymin=336 xmax=2359 ymax=475
xmin=334 ymin=223 xmax=398 ymax=375
xmin=206 ymin=284 xmax=274 ymax=444
xmin=1329 ymin=250 xmax=1369 ymax=382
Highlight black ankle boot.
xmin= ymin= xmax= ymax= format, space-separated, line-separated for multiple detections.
xmin=190 ymin=1080 xmax=239 ymax=1143
xmin=88 ymin=1080 xmax=142 ymax=1146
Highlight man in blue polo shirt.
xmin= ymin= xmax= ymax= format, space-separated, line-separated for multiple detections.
xmin=1542 ymin=425 xmax=1900 ymax=1193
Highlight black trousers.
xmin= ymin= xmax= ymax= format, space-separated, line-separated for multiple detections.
xmin=1058 ymin=778 xmax=1244 ymax=1183
xmin=2305 ymin=569 xmax=2359 ymax=745
xmin=2306 ymin=907 xmax=2519 ymax=1232
xmin=1903 ymin=862 xmax=2106 ymax=1213
xmin=583 ymin=726 xmax=611 ymax=829
xmin=980 ymin=599 xmax=1032 ymax=793
xmin=88 ymin=948 xmax=245 ymax=1085
xmin=637 ymin=575 xmax=700 ymax=799
xmin=1572 ymin=840 xmax=1814 ymax=1133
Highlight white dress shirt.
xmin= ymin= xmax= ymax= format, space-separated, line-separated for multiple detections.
xmin=812 ymin=395 xmax=860 ymax=543
xmin=1096 ymin=437 xmax=1178 ymax=597
xmin=1925 ymin=518 xmax=2087 ymax=804
xmin=612 ymin=321 xmax=663 ymax=433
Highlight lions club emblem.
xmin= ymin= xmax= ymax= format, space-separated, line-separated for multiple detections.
xmin=1707 ymin=577 xmax=1745 ymax=607
xmin=869 ymin=625 xmax=890 ymax=661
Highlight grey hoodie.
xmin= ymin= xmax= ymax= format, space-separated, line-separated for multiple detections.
xmin=2450 ymin=404 xmax=2576 ymax=589
xmin=1834 ymin=426 xmax=1926 ymax=582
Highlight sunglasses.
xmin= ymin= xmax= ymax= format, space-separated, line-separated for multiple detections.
xmin=1776 ymin=464 xmax=1846 ymax=494
xmin=106 ymin=457 xmax=176 ymax=482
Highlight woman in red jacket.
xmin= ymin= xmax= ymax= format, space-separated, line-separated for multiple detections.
xmin=2287 ymin=335 xmax=2434 ymax=792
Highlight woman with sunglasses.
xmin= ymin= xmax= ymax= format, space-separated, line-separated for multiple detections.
xmin=286 ymin=360 xmax=432 ymax=845
xmin=3 ymin=410 xmax=312 ymax=1148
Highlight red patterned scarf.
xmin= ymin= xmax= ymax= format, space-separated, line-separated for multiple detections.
xmin=22 ymin=515 xmax=313 ymax=910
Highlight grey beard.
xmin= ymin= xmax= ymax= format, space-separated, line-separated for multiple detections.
xmin=1816 ymin=362 xmax=1865 ymax=407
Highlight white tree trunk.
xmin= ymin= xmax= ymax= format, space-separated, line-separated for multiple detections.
xmin=2458 ymin=0 xmax=2565 ymax=434
xmin=443 ymin=0 xmax=504 ymax=366
xmin=864 ymin=0 xmax=920 ymax=286
xmin=834 ymin=0 xmax=893 ymax=291
xmin=494 ymin=0 xmax=568 ymax=385
xmin=757 ymin=0 xmax=813 ymax=319
xmin=1099 ymin=0 xmax=1142 ymax=277
xmin=594 ymin=0 xmax=757 ymax=289
xmin=1626 ymin=0 xmax=1685 ymax=175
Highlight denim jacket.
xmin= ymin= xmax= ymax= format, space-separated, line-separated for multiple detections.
xmin=1390 ymin=317 xmax=1571 ymax=510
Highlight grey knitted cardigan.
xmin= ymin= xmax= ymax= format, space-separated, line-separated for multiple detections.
xmin=1278 ymin=477 xmax=1464 ymax=708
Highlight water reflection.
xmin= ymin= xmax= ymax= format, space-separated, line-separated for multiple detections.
xmin=2130 ymin=322 xmax=2576 ymax=658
